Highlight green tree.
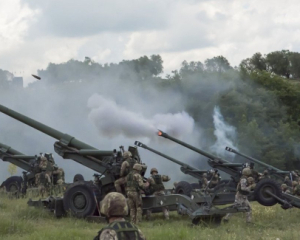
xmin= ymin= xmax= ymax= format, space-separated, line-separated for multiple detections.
xmin=266 ymin=50 xmax=290 ymax=78
xmin=205 ymin=56 xmax=232 ymax=72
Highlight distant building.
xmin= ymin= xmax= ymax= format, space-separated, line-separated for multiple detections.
xmin=12 ymin=77 xmax=23 ymax=88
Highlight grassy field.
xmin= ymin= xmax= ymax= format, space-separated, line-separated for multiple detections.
xmin=0 ymin=196 xmax=300 ymax=240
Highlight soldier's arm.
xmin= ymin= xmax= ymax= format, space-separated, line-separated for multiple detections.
xmin=120 ymin=161 xmax=128 ymax=177
xmin=136 ymin=174 xmax=146 ymax=189
xmin=162 ymin=175 xmax=170 ymax=182
xmin=147 ymin=177 xmax=155 ymax=185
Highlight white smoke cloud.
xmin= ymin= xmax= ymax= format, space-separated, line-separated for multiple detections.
xmin=210 ymin=106 xmax=238 ymax=159
xmin=87 ymin=93 xmax=195 ymax=142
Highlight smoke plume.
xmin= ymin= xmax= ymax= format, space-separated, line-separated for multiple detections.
xmin=87 ymin=94 xmax=195 ymax=142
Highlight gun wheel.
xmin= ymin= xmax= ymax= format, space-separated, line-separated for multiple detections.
xmin=175 ymin=181 xmax=193 ymax=197
xmin=253 ymin=178 xmax=282 ymax=206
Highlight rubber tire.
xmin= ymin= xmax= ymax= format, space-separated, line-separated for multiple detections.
xmin=253 ymin=178 xmax=281 ymax=206
xmin=73 ymin=174 xmax=85 ymax=183
xmin=63 ymin=181 xmax=99 ymax=218
xmin=175 ymin=181 xmax=193 ymax=197
xmin=3 ymin=176 xmax=23 ymax=192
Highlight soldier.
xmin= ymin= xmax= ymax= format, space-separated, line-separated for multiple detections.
xmin=259 ymin=170 xmax=270 ymax=180
xmin=94 ymin=192 xmax=146 ymax=240
xmin=52 ymin=164 xmax=65 ymax=185
xmin=209 ymin=169 xmax=219 ymax=188
xmin=35 ymin=155 xmax=51 ymax=197
xmin=201 ymin=173 xmax=208 ymax=189
xmin=126 ymin=163 xmax=148 ymax=224
xmin=284 ymin=175 xmax=292 ymax=187
xmin=281 ymin=184 xmax=291 ymax=194
xmin=292 ymin=181 xmax=300 ymax=196
xmin=223 ymin=168 xmax=252 ymax=223
xmin=292 ymin=171 xmax=299 ymax=182
xmin=146 ymin=168 xmax=170 ymax=220
xmin=114 ymin=151 xmax=137 ymax=193
xmin=247 ymin=177 xmax=256 ymax=190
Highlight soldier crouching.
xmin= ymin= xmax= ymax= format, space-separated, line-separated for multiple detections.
xmin=146 ymin=168 xmax=170 ymax=220
xmin=94 ymin=192 xmax=146 ymax=240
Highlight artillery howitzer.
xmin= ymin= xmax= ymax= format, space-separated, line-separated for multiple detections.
xmin=157 ymin=130 xmax=298 ymax=209
xmin=0 ymin=143 xmax=64 ymax=195
xmin=0 ymin=105 xmax=252 ymax=224
xmin=135 ymin=141 xmax=236 ymax=197
xmin=0 ymin=142 xmax=36 ymax=193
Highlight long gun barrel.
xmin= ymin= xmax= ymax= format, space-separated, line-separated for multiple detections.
xmin=225 ymin=147 xmax=290 ymax=176
xmin=157 ymin=130 xmax=243 ymax=182
xmin=0 ymin=142 xmax=35 ymax=172
xmin=0 ymin=104 xmax=96 ymax=150
xmin=135 ymin=141 xmax=207 ymax=179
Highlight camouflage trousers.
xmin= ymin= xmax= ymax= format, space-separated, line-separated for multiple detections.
xmin=146 ymin=191 xmax=169 ymax=220
xmin=35 ymin=172 xmax=51 ymax=197
xmin=114 ymin=177 xmax=126 ymax=193
xmin=127 ymin=191 xmax=142 ymax=224
xmin=224 ymin=192 xmax=252 ymax=223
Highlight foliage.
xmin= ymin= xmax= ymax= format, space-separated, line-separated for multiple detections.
xmin=7 ymin=164 xmax=17 ymax=176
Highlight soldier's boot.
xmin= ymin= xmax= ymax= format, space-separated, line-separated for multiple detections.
xmin=146 ymin=210 xmax=152 ymax=220
xmin=163 ymin=207 xmax=169 ymax=220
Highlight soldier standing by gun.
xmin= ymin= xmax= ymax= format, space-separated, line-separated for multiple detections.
xmin=126 ymin=163 xmax=149 ymax=224
xmin=208 ymin=169 xmax=219 ymax=188
xmin=281 ymin=184 xmax=291 ymax=194
xmin=35 ymin=155 xmax=51 ymax=197
xmin=52 ymin=164 xmax=65 ymax=194
xmin=146 ymin=168 xmax=170 ymax=220
xmin=223 ymin=168 xmax=252 ymax=223
xmin=94 ymin=192 xmax=146 ymax=240
xmin=114 ymin=151 xmax=137 ymax=194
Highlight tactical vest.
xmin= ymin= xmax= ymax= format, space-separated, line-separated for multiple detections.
xmin=126 ymin=172 xmax=139 ymax=191
xmin=124 ymin=158 xmax=136 ymax=176
xmin=151 ymin=175 xmax=165 ymax=192
xmin=237 ymin=176 xmax=249 ymax=195
xmin=94 ymin=221 xmax=143 ymax=240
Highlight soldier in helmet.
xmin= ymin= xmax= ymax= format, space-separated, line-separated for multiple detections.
xmin=146 ymin=168 xmax=170 ymax=220
xmin=284 ymin=175 xmax=292 ymax=187
xmin=52 ymin=164 xmax=65 ymax=194
xmin=223 ymin=168 xmax=252 ymax=223
xmin=208 ymin=169 xmax=219 ymax=188
xmin=201 ymin=173 xmax=208 ymax=189
xmin=292 ymin=181 xmax=300 ymax=196
xmin=126 ymin=163 xmax=148 ymax=224
xmin=114 ymin=151 xmax=137 ymax=194
xmin=94 ymin=192 xmax=146 ymax=240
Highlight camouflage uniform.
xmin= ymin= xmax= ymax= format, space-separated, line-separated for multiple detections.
xmin=35 ymin=156 xmax=51 ymax=197
xmin=94 ymin=192 xmax=146 ymax=240
xmin=292 ymin=181 xmax=300 ymax=196
xmin=52 ymin=165 xmax=65 ymax=185
xmin=201 ymin=173 xmax=208 ymax=189
xmin=146 ymin=168 xmax=170 ymax=220
xmin=114 ymin=151 xmax=137 ymax=193
xmin=247 ymin=177 xmax=256 ymax=190
xmin=281 ymin=184 xmax=291 ymax=194
xmin=284 ymin=176 xmax=292 ymax=187
xmin=126 ymin=164 xmax=147 ymax=224
xmin=224 ymin=168 xmax=252 ymax=223
xmin=209 ymin=170 xmax=219 ymax=188
xmin=259 ymin=170 xmax=270 ymax=180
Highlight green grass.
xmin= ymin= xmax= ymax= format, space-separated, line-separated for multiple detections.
xmin=0 ymin=196 xmax=300 ymax=240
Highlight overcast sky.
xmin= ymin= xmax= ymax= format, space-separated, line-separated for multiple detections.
xmin=1 ymin=0 xmax=300 ymax=85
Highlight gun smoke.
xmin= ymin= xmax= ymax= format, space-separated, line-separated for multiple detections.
xmin=87 ymin=94 xmax=194 ymax=142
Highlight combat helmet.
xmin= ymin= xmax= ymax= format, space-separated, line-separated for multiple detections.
xmin=150 ymin=168 xmax=158 ymax=174
xmin=100 ymin=192 xmax=128 ymax=217
xmin=202 ymin=173 xmax=207 ymax=178
xmin=281 ymin=184 xmax=288 ymax=190
xmin=292 ymin=181 xmax=298 ymax=187
xmin=247 ymin=177 xmax=254 ymax=183
xmin=123 ymin=151 xmax=132 ymax=159
xmin=133 ymin=163 xmax=142 ymax=171
xmin=242 ymin=168 xmax=251 ymax=176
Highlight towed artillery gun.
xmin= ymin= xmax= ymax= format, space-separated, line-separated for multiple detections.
xmin=0 ymin=143 xmax=63 ymax=195
xmin=225 ymin=147 xmax=300 ymax=208
xmin=0 ymin=104 xmax=251 ymax=224
xmin=156 ymin=130 xmax=300 ymax=209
